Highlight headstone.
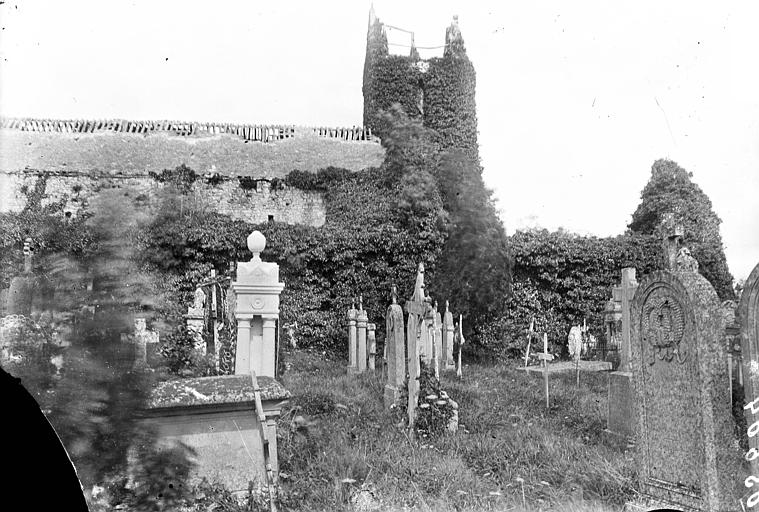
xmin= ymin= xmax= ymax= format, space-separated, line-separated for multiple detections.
xmin=567 ymin=325 xmax=583 ymax=361
xmin=367 ymin=323 xmax=376 ymax=371
xmin=740 ymin=261 xmax=759 ymax=478
xmin=384 ymin=285 xmax=405 ymax=407
xmin=133 ymin=317 xmax=159 ymax=369
xmin=606 ymin=268 xmax=638 ymax=443
xmin=434 ymin=303 xmax=443 ymax=376
xmin=357 ymin=297 xmax=368 ymax=372
xmin=347 ymin=300 xmax=358 ymax=374
xmin=231 ymin=231 xmax=284 ymax=378
xmin=443 ymin=301 xmax=454 ymax=370
xmin=185 ymin=287 xmax=206 ymax=354
xmin=405 ymin=263 xmax=429 ymax=434
xmin=630 ymin=248 xmax=739 ymax=510
xmin=6 ymin=238 xmax=34 ymax=317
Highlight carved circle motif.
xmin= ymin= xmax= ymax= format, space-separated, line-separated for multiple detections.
xmin=252 ymin=298 xmax=265 ymax=310
xmin=641 ymin=289 xmax=687 ymax=365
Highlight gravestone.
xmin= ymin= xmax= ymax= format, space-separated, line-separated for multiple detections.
xmin=405 ymin=263 xmax=431 ymax=434
xmin=740 ymin=261 xmax=759 ymax=478
xmin=567 ymin=325 xmax=583 ymax=361
xmin=367 ymin=323 xmax=376 ymax=371
xmin=443 ymin=302 xmax=454 ymax=370
xmin=231 ymin=230 xmax=284 ymax=378
xmin=185 ymin=287 xmax=206 ymax=354
xmin=434 ymin=304 xmax=443 ymax=376
xmin=357 ymin=297 xmax=368 ymax=372
xmin=385 ymin=286 xmax=405 ymax=407
xmin=630 ymin=249 xmax=739 ymax=510
xmin=606 ymin=268 xmax=638 ymax=443
xmin=347 ymin=300 xmax=358 ymax=374
xmin=143 ymin=230 xmax=290 ymax=493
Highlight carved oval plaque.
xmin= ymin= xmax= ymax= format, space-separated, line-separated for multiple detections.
xmin=641 ymin=291 xmax=686 ymax=365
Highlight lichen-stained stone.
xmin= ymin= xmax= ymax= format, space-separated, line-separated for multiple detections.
xmin=143 ymin=374 xmax=290 ymax=492
xmin=630 ymin=270 xmax=742 ymax=511
xmin=740 ymin=261 xmax=759 ymax=477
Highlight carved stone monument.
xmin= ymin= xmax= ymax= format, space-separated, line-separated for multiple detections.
xmin=443 ymin=301 xmax=454 ymax=370
xmin=347 ymin=300 xmax=358 ymax=374
xmin=143 ymin=230 xmax=290 ymax=493
xmin=367 ymin=323 xmax=376 ymax=371
xmin=405 ymin=263 xmax=431 ymax=433
xmin=357 ymin=297 xmax=368 ymax=372
xmin=740 ymin=261 xmax=759 ymax=478
xmin=385 ymin=285 xmax=405 ymax=407
xmin=630 ymin=249 xmax=739 ymax=510
xmin=606 ymin=267 xmax=638 ymax=443
xmin=231 ymin=230 xmax=285 ymax=378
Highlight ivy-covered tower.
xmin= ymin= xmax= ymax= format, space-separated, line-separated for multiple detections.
xmin=362 ymin=9 xmax=479 ymax=163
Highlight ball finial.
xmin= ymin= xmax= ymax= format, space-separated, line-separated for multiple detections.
xmin=247 ymin=231 xmax=266 ymax=260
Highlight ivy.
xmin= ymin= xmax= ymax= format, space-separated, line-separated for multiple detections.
xmin=148 ymin=164 xmax=198 ymax=194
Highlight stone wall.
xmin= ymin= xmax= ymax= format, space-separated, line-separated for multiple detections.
xmin=0 ymin=170 xmax=327 ymax=227
xmin=0 ymin=127 xmax=384 ymax=177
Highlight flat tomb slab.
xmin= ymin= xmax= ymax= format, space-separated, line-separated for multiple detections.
xmin=520 ymin=360 xmax=612 ymax=375
xmin=142 ymin=374 xmax=290 ymax=492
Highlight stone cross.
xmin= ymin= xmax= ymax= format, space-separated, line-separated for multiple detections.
xmin=660 ymin=212 xmax=684 ymax=271
xmin=405 ymin=264 xmax=430 ymax=435
xmin=536 ymin=332 xmax=554 ymax=410
xmin=347 ymin=299 xmax=358 ymax=374
xmin=619 ymin=268 xmax=638 ymax=372
xmin=357 ymin=296 xmax=368 ymax=372
xmin=385 ymin=285 xmax=406 ymax=407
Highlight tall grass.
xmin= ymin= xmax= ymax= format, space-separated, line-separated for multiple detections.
xmin=276 ymin=351 xmax=636 ymax=511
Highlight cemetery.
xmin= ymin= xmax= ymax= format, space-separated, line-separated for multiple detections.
xmin=0 ymin=6 xmax=755 ymax=512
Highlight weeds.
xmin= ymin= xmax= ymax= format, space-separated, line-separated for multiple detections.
xmin=275 ymin=352 xmax=636 ymax=511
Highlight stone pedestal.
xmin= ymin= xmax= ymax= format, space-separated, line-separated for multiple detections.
xmin=605 ymin=371 xmax=633 ymax=443
xmin=347 ymin=303 xmax=358 ymax=374
xmin=143 ymin=375 xmax=290 ymax=493
xmin=231 ymin=231 xmax=284 ymax=379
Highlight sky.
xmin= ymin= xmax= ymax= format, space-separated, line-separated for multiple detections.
xmin=1 ymin=1 xmax=758 ymax=281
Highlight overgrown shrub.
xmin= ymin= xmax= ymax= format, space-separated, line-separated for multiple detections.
xmin=149 ymin=164 xmax=198 ymax=194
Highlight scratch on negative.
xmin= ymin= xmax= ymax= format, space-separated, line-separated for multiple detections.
xmin=232 ymin=419 xmax=256 ymax=462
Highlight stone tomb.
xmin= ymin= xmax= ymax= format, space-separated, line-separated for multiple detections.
xmin=143 ymin=230 xmax=289 ymax=492
xmin=143 ymin=375 xmax=290 ymax=492
xmin=630 ymin=260 xmax=739 ymax=510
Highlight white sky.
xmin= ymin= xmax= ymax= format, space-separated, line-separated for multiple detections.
xmin=1 ymin=1 xmax=757 ymax=280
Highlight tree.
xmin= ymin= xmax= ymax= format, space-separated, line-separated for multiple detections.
xmin=429 ymin=150 xmax=512 ymax=339
xmin=628 ymin=159 xmax=735 ymax=299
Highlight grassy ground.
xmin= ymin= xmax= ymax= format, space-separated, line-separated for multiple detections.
xmin=275 ymin=350 xmax=637 ymax=512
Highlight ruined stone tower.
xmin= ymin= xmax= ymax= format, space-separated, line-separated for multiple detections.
xmin=362 ymin=7 xmax=479 ymax=163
